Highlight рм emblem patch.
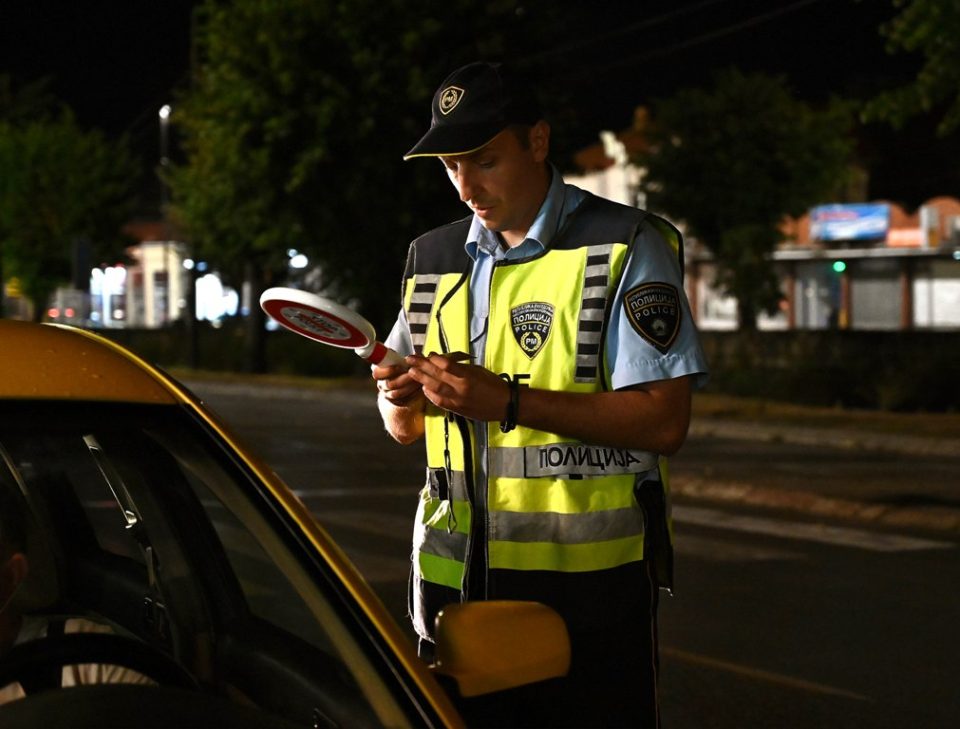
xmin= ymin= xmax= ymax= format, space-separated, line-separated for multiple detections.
xmin=511 ymin=302 xmax=554 ymax=359
xmin=438 ymin=85 xmax=464 ymax=115
xmin=623 ymin=283 xmax=681 ymax=353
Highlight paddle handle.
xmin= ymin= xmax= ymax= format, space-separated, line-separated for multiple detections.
xmin=357 ymin=340 xmax=405 ymax=367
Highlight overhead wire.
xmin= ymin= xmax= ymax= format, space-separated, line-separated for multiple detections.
xmin=523 ymin=0 xmax=736 ymax=63
xmin=545 ymin=0 xmax=829 ymax=81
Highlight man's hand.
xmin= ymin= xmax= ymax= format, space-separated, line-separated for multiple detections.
xmin=371 ymin=361 xmax=423 ymax=408
xmin=372 ymin=361 xmax=426 ymax=445
xmin=405 ymin=352 xmax=510 ymax=422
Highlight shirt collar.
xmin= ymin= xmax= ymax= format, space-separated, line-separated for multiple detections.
xmin=465 ymin=164 xmax=568 ymax=261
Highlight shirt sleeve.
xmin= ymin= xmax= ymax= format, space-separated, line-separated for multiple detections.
xmin=606 ymin=219 xmax=709 ymax=391
xmin=384 ymin=308 xmax=414 ymax=357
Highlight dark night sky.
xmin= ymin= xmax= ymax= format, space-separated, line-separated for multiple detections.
xmin=0 ymin=2 xmax=195 ymax=140
xmin=1 ymin=0 xmax=955 ymax=209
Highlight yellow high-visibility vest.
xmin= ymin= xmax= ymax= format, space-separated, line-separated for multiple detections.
xmin=402 ymin=194 xmax=682 ymax=639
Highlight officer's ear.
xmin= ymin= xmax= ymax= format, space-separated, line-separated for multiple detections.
xmin=530 ymin=121 xmax=550 ymax=163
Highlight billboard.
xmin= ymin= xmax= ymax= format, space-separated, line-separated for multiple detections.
xmin=810 ymin=203 xmax=889 ymax=242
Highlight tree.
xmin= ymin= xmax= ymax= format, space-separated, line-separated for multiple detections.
xmin=170 ymin=0 xmax=559 ymax=372
xmin=0 ymin=110 xmax=137 ymax=320
xmin=0 ymin=75 xmax=57 ymax=126
xmin=862 ymin=0 xmax=960 ymax=135
xmin=634 ymin=69 xmax=855 ymax=329
xmin=0 ymin=75 xmax=57 ymax=314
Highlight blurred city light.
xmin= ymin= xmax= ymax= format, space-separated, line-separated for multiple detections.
xmin=91 ymin=266 xmax=128 ymax=327
xmin=193 ymin=273 xmax=239 ymax=322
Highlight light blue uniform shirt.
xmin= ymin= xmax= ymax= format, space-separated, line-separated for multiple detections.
xmin=386 ymin=165 xmax=708 ymax=390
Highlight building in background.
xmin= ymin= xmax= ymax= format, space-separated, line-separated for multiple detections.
xmin=28 ymin=220 xmax=238 ymax=329
xmin=566 ymin=130 xmax=960 ymax=332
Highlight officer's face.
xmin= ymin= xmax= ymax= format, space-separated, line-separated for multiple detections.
xmin=440 ymin=121 xmax=550 ymax=247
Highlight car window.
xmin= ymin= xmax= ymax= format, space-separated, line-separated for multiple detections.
xmin=147 ymin=417 xmax=421 ymax=727
xmin=163 ymin=444 xmax=334 ymax=650
xmin=2 ymin=431 xmax=145 ymax=565
xmin=2 ymin=403 xmax=338 ymax=649
xmin=0 ymin=401 xmax=418 ymax=728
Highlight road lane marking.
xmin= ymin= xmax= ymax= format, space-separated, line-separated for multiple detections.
xmin=674 ymin=533 xmax=804 ymax=561
xmin=339 ymin=552 xmax=410 ymax=584
xmin=673 ymin=505 xmax=954 ymax=552
xmin=315 ymin=510 xmax=412 ymax=540
xmin=662 ymin=646 xmax=871 ymax=701
xmin=294 ymin=487 xmax=418 ymax=499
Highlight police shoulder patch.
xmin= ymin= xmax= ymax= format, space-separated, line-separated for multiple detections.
xmin=511 ymin=302 xmax=554 ymax=359
xmin=623 ymin=283 xmax=681 ymax=354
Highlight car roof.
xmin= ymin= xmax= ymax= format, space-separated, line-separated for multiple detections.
xmin=0 ymin=320 xmax=178 ymax=403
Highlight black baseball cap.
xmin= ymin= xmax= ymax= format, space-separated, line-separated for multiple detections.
xmin=403 ymin=62 xmax=542 ymax=160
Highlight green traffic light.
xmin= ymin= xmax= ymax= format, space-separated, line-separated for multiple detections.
xmin=832 ymin=260 xmax=847 ymax=273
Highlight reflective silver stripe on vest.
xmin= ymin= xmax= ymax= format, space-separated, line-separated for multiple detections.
xmin=490 ymin=506 xmax=644 ymax=544
xmin=420 ymin=524 xmax=469 ymax=561
xmin=489 ymin=442 xmax=658 ymax=478
xmin=407 ymin=275 xmax=442 ymax=355
xmin=575 ymin=244 xmax=615 ymax=383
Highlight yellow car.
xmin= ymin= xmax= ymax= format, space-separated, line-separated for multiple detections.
xmin=0 ymin=320 xmax=569 ymax=728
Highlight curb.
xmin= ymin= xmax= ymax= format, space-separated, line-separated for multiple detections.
xmin=688 ymin=420 xmax=959 ymax=458
xmin=682 ymin=422 xmax=960 ymax=535
xmin=671 ymin=476 xmax=960 ymax=537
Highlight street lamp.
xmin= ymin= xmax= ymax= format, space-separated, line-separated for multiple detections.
xmin=158 ymin=104 xmax=172 ymax=212
xmin=158 ymin=104 xmax=173 ymax=325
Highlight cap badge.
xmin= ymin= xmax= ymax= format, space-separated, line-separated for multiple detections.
xmin=438 ymin=86 xmax=465 ymax=115
xmin=511 ymin=302 xmax=554 ymax=359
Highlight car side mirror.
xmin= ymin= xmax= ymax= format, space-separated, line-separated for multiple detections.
xmin=430 ymin=600 xmax=570 ymax=697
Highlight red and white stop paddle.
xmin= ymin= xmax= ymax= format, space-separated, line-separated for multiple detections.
xmin=259 ymin=287 xmax=404 ymax=367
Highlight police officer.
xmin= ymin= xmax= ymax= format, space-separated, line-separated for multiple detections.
xmin=373 ymin=61 xmax=708 ymax=727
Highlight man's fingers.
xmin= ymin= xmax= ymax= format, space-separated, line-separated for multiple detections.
xmin=407 ymin=357 xmax=465 ymax=394
xmin=405 ymin=364 xmax=442 ymax=393
xmin=405 ymin=356 xmax=440 ymax=384
xmin=406 ymin=352 xmax=471 ymax=374
xmin=375 ymin=360 xmax=426 ymax=407
xmin=380 ymin=376 xmax=423 ymax=405
xmin=372 ymin=362 xmax=408 ymax=383
xmin=385 ymin=386 xmax=424 ymax=408
xmin=383 ymin=375 xmax=419 ymax=394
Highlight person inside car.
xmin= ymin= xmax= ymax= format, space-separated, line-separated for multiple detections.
xmin=0 ymin=489 xmax=152 ymax=703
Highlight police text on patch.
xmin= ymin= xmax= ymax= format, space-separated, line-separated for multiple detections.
xmin=623 ymin=283 xmax=681 ymax=353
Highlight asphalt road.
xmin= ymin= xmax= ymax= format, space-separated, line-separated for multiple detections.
xmin=660 ymin=503 xmax=959 ymax=728
xmin=188 ymin=380 xmax=960 ymax=728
